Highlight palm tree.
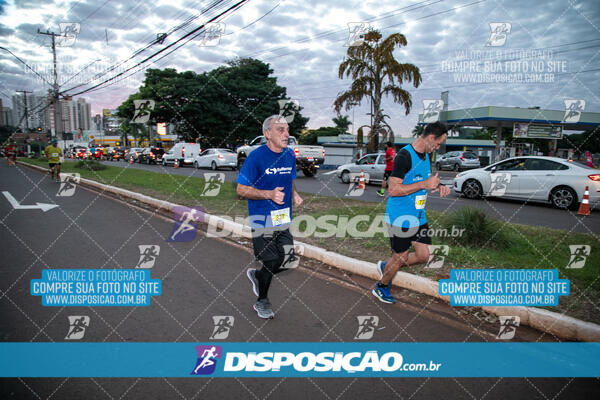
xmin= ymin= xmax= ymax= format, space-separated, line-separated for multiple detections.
xmin=334 ymin=30 xmax=421 ymax=151
xmin=411 ymin=124 xmax=424 ymax=137
xmin=332 ymin=115 xmax=352 ymax=131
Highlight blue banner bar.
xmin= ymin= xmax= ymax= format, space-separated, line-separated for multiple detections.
xmin=1 ymin=343 xmax=599 ymax=377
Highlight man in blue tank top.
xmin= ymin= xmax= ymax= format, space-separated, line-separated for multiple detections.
xmin=373 ymin=122 xmax=450 ymax=304
xmin=237 ymin=115 xmax=303 ymax=319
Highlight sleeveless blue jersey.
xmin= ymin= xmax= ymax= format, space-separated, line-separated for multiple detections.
xmin=385 ymin=144 xmax=431 ymax=228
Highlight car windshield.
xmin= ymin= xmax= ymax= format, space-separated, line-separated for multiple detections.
xmin=217 ymin=149 xmax=234 ymax=153
xmin=463 ymin=152 xmax=478 ymax=159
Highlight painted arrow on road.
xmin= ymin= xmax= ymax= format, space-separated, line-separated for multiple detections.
xmin=2 ymin=191 xmax=59 ymax=212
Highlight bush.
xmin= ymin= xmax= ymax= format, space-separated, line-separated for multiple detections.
xmin=442 ymin=207 xmax=512 ymax=250
xmin=75 ymin=160 xmax=106 ymax=171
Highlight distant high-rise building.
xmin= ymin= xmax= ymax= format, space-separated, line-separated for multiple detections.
xmin=42 ymin=96 xmax=93 ymax=136
xmin=1 ymin=107 xmax=13 ymax=126
xmin=12 ymin=91 xmax=51 ymax=131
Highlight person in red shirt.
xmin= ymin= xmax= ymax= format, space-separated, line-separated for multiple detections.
xmin=5 ymin=140 xmax=17 ymax=167
xmin=377 ymin=141 xmax=395 ymax=196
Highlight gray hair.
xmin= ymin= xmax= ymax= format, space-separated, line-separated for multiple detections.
xmin=262 ymin=114 xmax=287 ymax=134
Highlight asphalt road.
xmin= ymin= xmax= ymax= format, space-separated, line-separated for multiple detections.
xmin=1 ymin=162 xmax=598 ymax=398
xmin=99 ymin=159 xmax=599 ymax=234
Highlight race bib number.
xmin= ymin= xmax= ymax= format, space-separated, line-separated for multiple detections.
xmin=415 ymin=194 xmax=427 ymax=209
xmin=51 ymin=152 xmax=59 ymax=158
xmin=270 ymin=207 xmax=291 ymax=226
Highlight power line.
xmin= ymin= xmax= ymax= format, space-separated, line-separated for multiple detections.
xmin=66 ymin=0 xmax=250 ymax=96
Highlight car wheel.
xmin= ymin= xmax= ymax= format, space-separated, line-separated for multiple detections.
xmin=436 ymin=162 xmax=441 ymax=170
xmin=462 ymin=179 xmax=483 ymax=199
xmin=341 ymin=170 xmax=350 ymax=183
xmin=302 ymin=168 xmax=314 ymax=177
xmin=237 ymin=158 xmax=246 ymax=168
xmin=162 ymin=159 xmax=167 ymax=167
xmin=454 ymin=163 xmax=460 ymax=172
xmin=211 ymin=161 xmax=217 ymax=170
xmin=146 ymin=158 xmax=150 ymax=165
xmin=550 ymin=186 xmax=577 ymax=210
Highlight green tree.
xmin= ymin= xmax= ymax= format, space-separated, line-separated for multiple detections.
xmin=334 ymin=30 xmax=421 ymax=151
xmin=332 ymin=115 xmax=352 ymax=131
xmin=411 ymin=124 xmax=423 ymax=137
xmin=117 ymin=60 xmax=309 ymax=148
xmin=299 ymin=126 xmax=345 ymax=145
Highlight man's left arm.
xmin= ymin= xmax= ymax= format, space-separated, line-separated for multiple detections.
xmin=292 ymin=182 xmax=303 ymax=207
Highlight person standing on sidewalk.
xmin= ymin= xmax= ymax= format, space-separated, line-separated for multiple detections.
xmin=45 ymin=139 xmax=63 ymax=182
xmin=373 ymin=122 xmax=450 ymax=304
xmin=377 ymin=141 xmax=396 ymax=196
xmin=236 ymin=115 xmax=303 ymax=319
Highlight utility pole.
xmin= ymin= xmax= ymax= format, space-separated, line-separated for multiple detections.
xmin=37 ymin=29 xmax=65 ymax=140
xmin=16 ymin=90 xmax=32 ymax=132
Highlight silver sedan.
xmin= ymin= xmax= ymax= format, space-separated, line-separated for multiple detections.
xmin=337 ymin=153 xmax=386 ymax=184
xmin=194 ymin=148 xmax=237 ymax=170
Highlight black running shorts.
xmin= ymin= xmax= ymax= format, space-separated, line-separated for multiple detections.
xmin=251 ymin=228 xmax=294 ymax=262
xmin=388 ymin=223 xmax=432 ymax=253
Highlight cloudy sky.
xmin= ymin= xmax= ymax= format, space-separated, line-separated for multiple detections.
xmin=1 ymin=0 xmax=599 ymax=136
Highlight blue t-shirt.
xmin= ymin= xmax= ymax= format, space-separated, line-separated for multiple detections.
xmin=236 ymin=144 xmax=297 ymax=228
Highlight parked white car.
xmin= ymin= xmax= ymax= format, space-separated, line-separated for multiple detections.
xmin=336 ymin=153 xmax=386 ymax=183
xmin=453 ymin=156 xmax=600 ymax=209
xmin=194 ymin=148 xmax=237 ymax=170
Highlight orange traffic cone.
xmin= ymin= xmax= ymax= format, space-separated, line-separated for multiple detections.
xmin=174 ymin=159 xmax=179 ymax=168
xmin=358 ymin=169 xmax=365 ymax=190
xmin=577 ymin=186 xmax=590 ymax=216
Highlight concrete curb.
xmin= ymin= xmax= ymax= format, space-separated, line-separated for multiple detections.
xmin=19 ymin=160 xmax=600 ymax=341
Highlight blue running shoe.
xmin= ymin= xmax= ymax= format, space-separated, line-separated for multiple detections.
xmin=377 ymin=261 xmax=387 ymax=279
xmin=372 ymin=282 xmax=396 ymax=304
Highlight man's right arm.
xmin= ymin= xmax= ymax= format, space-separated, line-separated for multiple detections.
xmin=237 ymin=184 xmax=285 ymax=204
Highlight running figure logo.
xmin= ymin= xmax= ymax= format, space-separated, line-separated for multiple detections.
xmin=57 ymin=22 xmax=80 ymax=47
xmin=354 ymin=316 xmax=379 ymax=340
xmin=345 ymin=22 xmax=371 ymax=47
xmin=345 ymin=172 xmax=370 ymax=197
xmin=280 ymin=244 xmax=300 ymax=269
xmin=136 ymin=245 xmax=160 ymax=268
xmin=421 ymin=100 xmax=444 ymax=123
xmin=425 ymin=245 xmax=449 ymax=269
xmin=132 ymin=100 xmax=155 ymax=123
xmin=198 ymin=22 xmax=225 ymax=46
xmin=65 ymin=316 xmax=90 ymax=340
xmin=566 ymin=245 xmax=590 ymax=269
xmin=56 ymin=173 xmax=80 ymax=197
xmin=201 ymin=173 xmax=225 ymax=196
xmin=486 ymin=22 xmax=511 ymax=47
xmin=210 ymin=316 xmax=234 ymax=340
xmin=191 ymin=345 xmax=222 ymax=375
xmin=169 ymin=206 xmax=204 ymax=242
xmin=489 ymin=172 xmax=512 ymax=196
xmin=496 ymin=316 xmax=520 ymax=340
xmin=277 ymin=99 xmax=300 ymax=123
xmin=563 ymin=100 xmax=585 ymax=123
